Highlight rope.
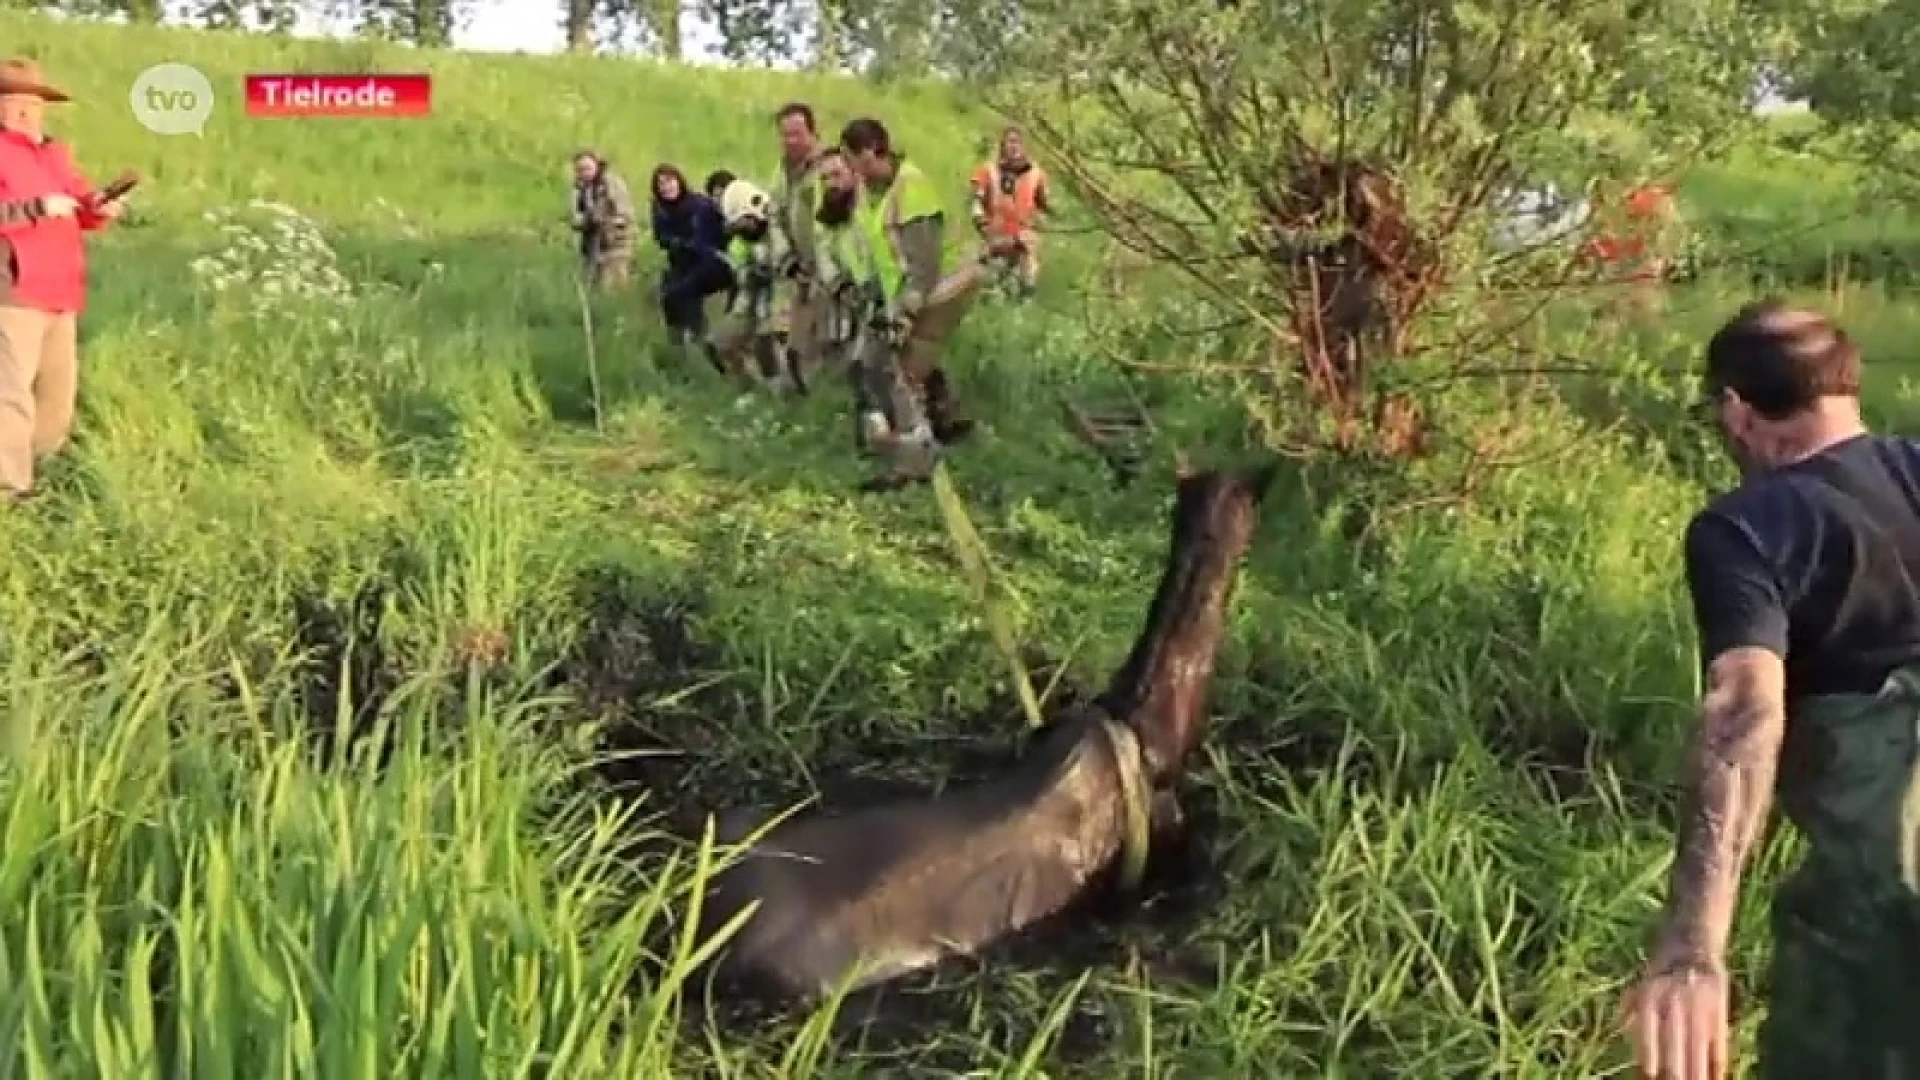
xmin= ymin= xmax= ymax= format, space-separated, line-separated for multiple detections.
xmin=929 ymin=461 xmax=1043 ymax=730
xmin=927 ymin=461 xmax=1156 ymax=893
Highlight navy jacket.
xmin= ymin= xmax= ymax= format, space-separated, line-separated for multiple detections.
xmin=652 ymin=193 xmax=727 ymax=273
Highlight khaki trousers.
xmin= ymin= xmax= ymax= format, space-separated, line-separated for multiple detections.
xmin=900 ymin=261 xmax=986 ymax=383
xmin=1006 ymin=228 xmax=1041 ymax=287
xmin=0 ymin=306 xmax=78 ymax=496
xmin=582 ymin=254 xmax=631 ymax=290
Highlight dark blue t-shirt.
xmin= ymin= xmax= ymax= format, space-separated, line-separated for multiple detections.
xmin=1686 ymin=432 xmax=1920 ymax=700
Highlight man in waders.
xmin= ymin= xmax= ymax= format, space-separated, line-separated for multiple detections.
xmin=1624 ymin=301 xmax=1920 ymax=1079
xmin=969 ymin=126 xmax=1050 ymax=298
xmin=711 ymin=179 xmax=799 ymax=396
xmin=570 ymin=150 xmax=636 ymax=289
xmin=840 ymin=117 xmax=983 ymax=476
xmin=770 ymin=102 xmax=827 ymax=386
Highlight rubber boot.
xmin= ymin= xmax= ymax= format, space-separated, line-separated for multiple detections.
xmin=785 ymin=345 xmax=811 ymax=397
xmin=754 ymin=335 xmax=789 ymax=393
xmin=923 ymin=369 xmax=974 ymax=445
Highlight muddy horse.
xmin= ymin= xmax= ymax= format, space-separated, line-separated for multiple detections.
xmin=689 ymin=465 xmax=1270 ymax=998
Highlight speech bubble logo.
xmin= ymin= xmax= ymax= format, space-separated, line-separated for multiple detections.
xmin=129 ymin=62 xmax=213 ymax=137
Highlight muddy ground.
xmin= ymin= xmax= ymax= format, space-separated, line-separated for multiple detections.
xmin=266 ymin=562 xmax=1244 ymax=1064
xmin=544 ymin=565 xmax=1233 ymax=1064
xmin=265 ymin=553 xmax=1630 ymax=1070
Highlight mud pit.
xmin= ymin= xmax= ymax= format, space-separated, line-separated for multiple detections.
xmin=554 ymin=467 xmax=1266 ymax=1062
xmin=552 ymin=569 xmax=1237 ymax=1064
xmin=256 ymin=473 xmax=1263 ymax=1063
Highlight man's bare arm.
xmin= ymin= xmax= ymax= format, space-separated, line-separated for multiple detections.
xmin=1653 ymin=646 xmax=1787 ymax=965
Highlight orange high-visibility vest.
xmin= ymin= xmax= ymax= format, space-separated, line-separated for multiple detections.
xmin=972 ymin=161 xmax=1044 ymax=237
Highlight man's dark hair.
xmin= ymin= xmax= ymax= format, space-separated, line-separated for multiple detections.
xmin=704 ymin=169 xmax=736 ymax=198
xmin=839 ymin=117 xmax=893 ymax=157
xmin=1705 ymin=299 xmax=1862 ymax=420
xmin=775 ymin=102 xmax=816 ymax=133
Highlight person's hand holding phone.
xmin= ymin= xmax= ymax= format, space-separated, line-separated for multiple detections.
xmin=89 ymin=171 xmax=140 ymax=220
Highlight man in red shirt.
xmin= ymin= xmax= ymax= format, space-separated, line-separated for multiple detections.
xmin=0 ymin=58 xmax=123 ymax=501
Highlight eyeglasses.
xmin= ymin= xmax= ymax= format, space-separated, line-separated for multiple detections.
xmin=1690 ymin=387 xmax=1726 ymax=426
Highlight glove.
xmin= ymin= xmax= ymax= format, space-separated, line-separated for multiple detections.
xmin=781 ymin=254 xmax=809 ymax=281
xmin=832 ymin=279 xmax=866 ymax=309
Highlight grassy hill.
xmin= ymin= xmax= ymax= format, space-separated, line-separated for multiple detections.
xmin=4 ymin=10 xmax=1920 ymax=1076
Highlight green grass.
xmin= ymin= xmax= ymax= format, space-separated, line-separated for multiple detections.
xmin=5 ymin=11 xmax=1920 ymax=1077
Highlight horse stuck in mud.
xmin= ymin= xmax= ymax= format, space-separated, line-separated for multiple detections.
xmin=686 ymin=465 xmax=1273 ymax=1000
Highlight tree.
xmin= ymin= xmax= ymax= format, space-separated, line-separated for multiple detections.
xmin=178 ymin=0 xmax=299 ymax=30
xmin=347 ymin=0 xmax=472 ymax=47
xmin=563 ymin=0 xmax=595 ymax=51
xmin=646 ymin=0 xmax=682 ymax=58
xmin=696 ymin=0 xmax=808 ymax=64
xmin=970 ymin=0 xmax=1789 ymax=459
xmin=1782 ymin=0 xmax=1920 ymax=187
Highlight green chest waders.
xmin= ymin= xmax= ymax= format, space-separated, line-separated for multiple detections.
xmin=1760 ymin=663 xmax=1920 ymax=1079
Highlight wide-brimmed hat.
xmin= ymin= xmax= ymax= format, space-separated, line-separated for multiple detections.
xmin=0 ymin=58 xmax=69 ymax=102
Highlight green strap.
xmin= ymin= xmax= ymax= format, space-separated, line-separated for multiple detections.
xmin=1098 ymin=716 xmax=1152 ymax=893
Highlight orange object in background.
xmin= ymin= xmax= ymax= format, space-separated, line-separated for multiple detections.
xmin=971 ymin=160 xmax=1045 ymax=239
xmin=1583 ymin=182 xmax=1676 ymax=281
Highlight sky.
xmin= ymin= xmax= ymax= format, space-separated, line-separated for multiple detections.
xmin=453 ymin=1 xmax=567 ymax=53
xmin=451 ymin=0 xmax=725 ymax=60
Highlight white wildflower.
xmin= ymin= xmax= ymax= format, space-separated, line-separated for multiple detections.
xmin=189 ymin=200 xmax=359 ymax=333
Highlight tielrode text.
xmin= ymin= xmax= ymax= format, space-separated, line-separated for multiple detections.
xmin=244 ymin=74 xmax=432 ymax=118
